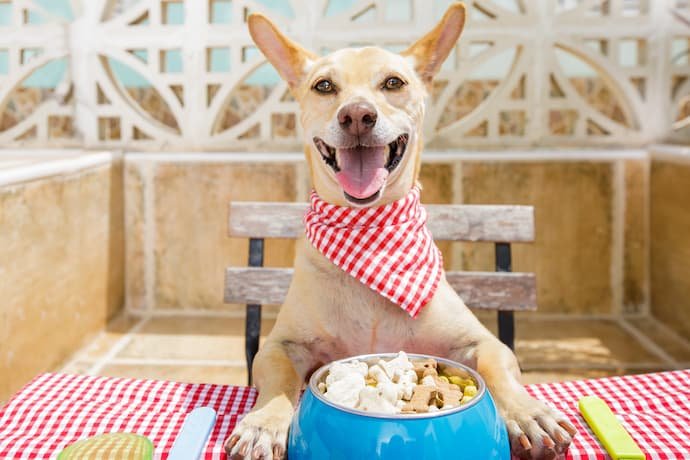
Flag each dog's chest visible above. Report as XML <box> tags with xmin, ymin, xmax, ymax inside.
<box><xmin>303</xmin><ymin>250</ymin><xmax>423</xmax><ymax>355</ymax></box>
<box><xmin>333</xmin><ymin>280</ymin><xmax>409</xmax><ymax>352</ymax></box>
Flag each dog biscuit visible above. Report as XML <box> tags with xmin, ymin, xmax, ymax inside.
<box><xmin>402</xmin><ymin>385</ymin><xmax>439</xmax><ymax>413</ymax></box>
<box><xmin>433</xmin><ymin>376</ymin><xmax>463</xmax><ymax>408</ymax></box>
<box><xmin>413</xmin><ymin>358</ymin><xmax>439</xmax><ymax>380</ymax></box>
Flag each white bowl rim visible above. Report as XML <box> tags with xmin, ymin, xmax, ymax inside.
<box><xmin>307</xmin><ymin>352</ymin><xmax>487</xmax><ymax>419</ymax></box>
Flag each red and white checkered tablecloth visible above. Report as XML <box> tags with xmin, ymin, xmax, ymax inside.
<box><xmin>525</xmin><ymin>369</ymin><xmax>690</xmax><ymax>460</ymax></box>
<box><xmin>0</xmin><ymin>370</ymin><xmax>689</xmax><ymax>459</ymax></box>
<box><xmin>0</xmin><ymin>373</ymin><xmax>256</xmax><ymax>459</ymax></box>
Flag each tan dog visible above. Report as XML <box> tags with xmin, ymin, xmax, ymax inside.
<box><xmin>226</xmin><ymin>3</ymin><xmax>576</xmax><ymax>459</ymax></box>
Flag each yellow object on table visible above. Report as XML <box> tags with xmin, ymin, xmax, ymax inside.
<box><xmin>578</xmin><ymin>396</ymin><xmax>645</xmax><ymax>460</ymax></box>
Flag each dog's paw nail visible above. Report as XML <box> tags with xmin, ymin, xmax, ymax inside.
<box><xmin>273</xmin><ymin>444</ymin><xmax>285</xmax><ymax>460</ymax></box>
<box><xmin>225</xmin><ymin>439</ymin><xmax>234</xmax><ymax>449</ymax></box>
<box><xmin>558</xmin><ymin>420</ymin><xmax>578</xmax><ymax>436</ymax></box>
<box><xmin>239</xmin><ymin>441</ymin><xmax>252</xmax><ymax>457</ymax></box>
<box><xmin>225</xmin><ymin>434</ymin><xmax>240</xmax><ymax>453</ymax></box>
<box><xmin>542</xmin><ymin>434</ymin><xmax>555</xmax><ymax>449</ymax></box>
<box><xmin>519</xmin><ymin>433</ymin><xmax>532</xmax><ymax>450</ymax></box>
<box><xmin>252</xmin><ymin>445</ymin><xmax>266</xmax><ymax>459</ymax></box>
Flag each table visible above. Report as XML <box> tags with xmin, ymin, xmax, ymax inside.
<box><xmin>1</xmin><ymin>370</ymin><xmax>689</xmax><ymax>459</ymax></box>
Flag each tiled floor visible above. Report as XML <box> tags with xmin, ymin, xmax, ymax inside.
<box><xmin>59</xmin><ymin>311</ymin><xmax>690</xmax><ymax>387</ymax></box>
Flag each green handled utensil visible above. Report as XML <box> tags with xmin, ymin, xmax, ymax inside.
<box><xmin>57</xmin><ymin>433</ymin><xmax>154</xmax><ymax>460</ymax></box>
<box><xmin>578</xmin><ymin>396</ymin><xmax>646</xmax><ymax>460</ymax></box>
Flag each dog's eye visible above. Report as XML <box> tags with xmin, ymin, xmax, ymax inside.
<box><xmin>314</xmin><ymin>79</ymin><xmax>335</xmax><ymax>94</ymax></box>
<box><xmin>383</xmin><ymin>77</ymin><xmax>405</xmax><ymax>90</ymax></box>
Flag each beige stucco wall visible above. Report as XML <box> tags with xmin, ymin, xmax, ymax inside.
<box><xmin>650</xmin><ymin>150</ymin><xmax>690</xmax><ymax>340</ymax></box>
<box><xmin>443</xmin><ymin>158</ymin><xmax>646</xmax><ymax>315</ymax></box>
<box><xmin>0</xmin><ymin>154</ymin><xmax>124</xmax><ymax>402</ymax></box>
<box><xmin>124</xmin><ymin>156</ymin><xmax>299</xmax><ymax>314</ymax></box>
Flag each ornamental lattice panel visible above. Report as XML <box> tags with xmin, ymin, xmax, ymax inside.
<box><xmin>0</xmin><ymin>0</ymin><xmax>688</xmax><ymax>150</ymax></box>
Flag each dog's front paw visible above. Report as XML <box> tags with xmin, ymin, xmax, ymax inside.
<box><xmin>225</xmin><ymin>407</ymin><xmax>292</xmax><ymax>460</ymax></box>
<box><xmin>503</xmin><ymin>395</ymin><xmax>577</xmax><ymax>460</ymax></box>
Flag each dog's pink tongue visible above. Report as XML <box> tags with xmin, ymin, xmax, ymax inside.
<box><xmin>335</xmin><ymin>146</ymin><xmax>389</xmax><ymax>199</ymax></box>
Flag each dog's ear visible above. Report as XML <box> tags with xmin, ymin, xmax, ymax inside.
<box><xmin>248</xmin><ymin>13</ymin><xmax>316</xmax><ymax>89</ymax></box>
<box><xmin>402</xmin><ymin>2</ymin><xmax>465</xmax><ymax>85</ymax></box>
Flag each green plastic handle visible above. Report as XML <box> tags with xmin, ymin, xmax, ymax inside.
<box><xmin>578</xmin><ymin>396</ymin><xmax>646</xmax><ymax>460</ymax></box>
<box><xmin>57</xmin><ymin>433</ymin><xmax>153</xmax><ymax>459</ymax></box>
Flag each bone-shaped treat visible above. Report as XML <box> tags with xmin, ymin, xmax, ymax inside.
<box><xmin>401</xmin><ymin>385</ymin><xmax>439</xmax><ymax>413</ymax></box>
<box><xmin>413</xmin><ymin>358</ymin><xmax>439</xmax><ymax>380</ymax></box>
<box><xmin>432</xmin><ymin>376</ymin><xmax>463</xmax><ymax>408</ymax></box>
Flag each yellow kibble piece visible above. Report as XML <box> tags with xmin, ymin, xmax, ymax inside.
<box><xmin>448</xmin><ymin>376</ymin><xmax>463</xmax><ymax>387</ymax></box>
<box><xmin>438</xmin><ymin>376</ymin><xmax>449</xmax><ymax>384</ymax></box>
<box><xmin>448</xmin><ymin>376</ymin><xmax>475</xmax><ymax>389</ymax></box>
<box><xmin>463</xmin><ymin>385</ymin><xmax>478</xmax><ymax>398</ymax></box>
<box><xmin>460</xmin><ymin>394</ymin><xmax>475</xmax><ymax>405</ymax></box>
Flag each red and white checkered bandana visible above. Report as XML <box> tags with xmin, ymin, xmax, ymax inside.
<box><xmin>304</xmin><ymin>187</ymin><xmax>442</xmax><ymax>318</ymax></box>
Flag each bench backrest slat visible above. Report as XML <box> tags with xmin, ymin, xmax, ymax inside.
<box><xmin>225</xmin><ymin>267</ymin><xmax>536</xmax><ymax>311</ymax></box>
<box><xmin>229</xmin><ymin>202</ymin><xmax>534</xmax><ymax>242</ymax></box>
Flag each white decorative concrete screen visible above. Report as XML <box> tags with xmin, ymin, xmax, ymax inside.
<box><xmin>0</xmin><ymin>0</ymin><xmax>689</xmax><ymax>150</ymax></box>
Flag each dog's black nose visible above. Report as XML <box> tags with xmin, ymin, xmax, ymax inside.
<box><xmin>338</xmin><ymin>102</ymin><xmax>378</xmax><ymax>136</ymax></box>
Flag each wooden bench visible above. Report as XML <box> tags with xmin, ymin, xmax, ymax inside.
<box><xmin>225</xmin><ymin>202</ymin><xmax>536</xmax><ymax>385</ymax></box>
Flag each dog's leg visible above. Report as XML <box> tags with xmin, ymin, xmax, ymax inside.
<box><xmin>447</xmin><ymin>327</ymin><xmax>577</xmax><ymax>459</ymax></box>
<box><xmin>225</xmin><ymin>339</ymin><xmax>309</xmax><ymax>460</ymax></box>
<box><xmin>421</xmin><ymin>282</ymin><xmax>577</xmax><ymax>460</ymax></box>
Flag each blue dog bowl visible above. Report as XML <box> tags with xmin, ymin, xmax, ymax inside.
<box><xmin>288</xmin><ymin>353</ymin><xmax>510</xmax><ymax>459</ymax></box>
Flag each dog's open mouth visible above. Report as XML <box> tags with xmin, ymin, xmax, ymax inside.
<box><xmin>313</xmin><ymin>134</ymin><xmax>409</xmax><ymax>205</ymax></box>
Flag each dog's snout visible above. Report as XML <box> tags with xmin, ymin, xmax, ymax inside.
<box><xmin>337</xmin><ymin>102</ymin><xmax>378</xmax><ymax>136</ymax></box>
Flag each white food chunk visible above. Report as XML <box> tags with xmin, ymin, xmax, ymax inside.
<box><xmin>326</xmin><ymin>361</ymin><xmax>368</xmax><ymax>386</ymax></box>
<box><xmin>376</xmin><ymin>380</ymin><xmax>400</xmax><ymax>405</ymax></box>
<box><xmin>368</xmin><ymin>365</ymin><xmax>392</xmax><ymax>384</ymax></box>
<box><xmin>323</xmin><ymin>372</ymin><xmax>365</xmax><ymax>408</ymax></box>
<box><xmin>357</xmin><ymin>386</ymin><xmax>398</xmax><ymax>414</ymax></box>
<box><xmin>396</xmin><ymin>369</ymin><xmax>418</xmax><ymax>400</ymax></box>
<box><xmin>379</xmin><ymin>351</ymin><xmax>415</xmax><ymax>382</ymax></box>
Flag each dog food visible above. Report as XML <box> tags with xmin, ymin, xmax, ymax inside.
<box><xmin>318</xmin><ymin>352</ymin><xmax>479</xmax><ymax>414</ymax></box>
